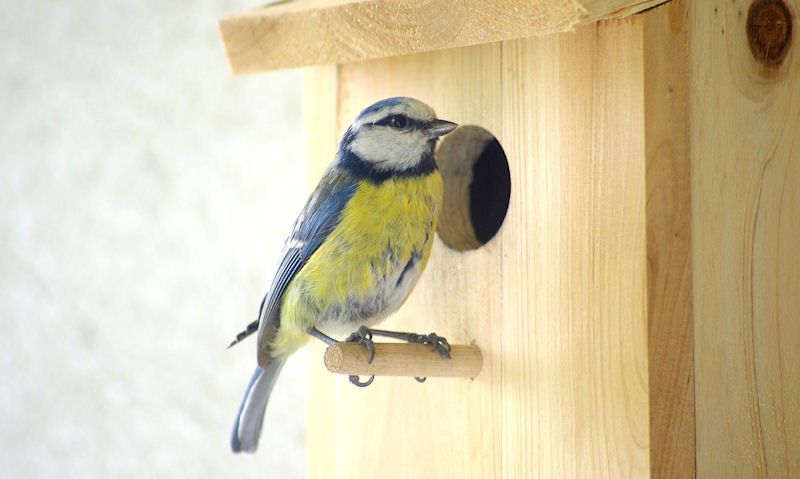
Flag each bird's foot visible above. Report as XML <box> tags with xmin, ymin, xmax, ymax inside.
<box><xmin>341</xmin><ymin>326</ymin><xmax>376</xmax><ymax>388</ymax></box>
<box><xmin>362</xmin><ymin>328</ymin><xmax>452</xmax><ymax>359</ymax></box>
<box><xmin>407</xmin><ymin>332</ymin><xmax>450</xmax><ymax>383</ymax></box>
<box><xmin>345</xmin><ymin>325</ymin><xmax>376</xmax><ymax>363</ymax></box>
<box><xmin>406</xmin><ymin>332</ymin><xmax>452</xmax><ymax>359</ymax></box>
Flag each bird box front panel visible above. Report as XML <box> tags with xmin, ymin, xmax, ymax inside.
<box><xmin>304</xmin><ymin>18</ymin><xmax>649</xmax><ymax>479</ymax></box>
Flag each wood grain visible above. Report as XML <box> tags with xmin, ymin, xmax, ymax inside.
<box><xmin>219</xmin><ymin>0</ymin><xmax>669</xmax><ymax>74</ymax></box>
<box><xmin>301</xmin><ymin>65</ymin><xmax>339</xmax><ymax>191</ymax></box>
<box><xmin>324</xmin><ymin>343</ymin><xmax>483</xmax><ymax>378</ymax></box>
<box><xmin>642</xmin><ymin>1</ymin><xmax>696</xmax><ymax>477</ymax></box>
<box><xmin>304</xmin><ymin>17</ymin><xmax>650</xmax><ymax>478</ymax></box>
<box><xmin>500</xmin><ymin>19</ymin><xmax>649</xmax><ymax>478</ymax></box>
<box><xmin>690</xmin><ymin>0</ymin><xmax>800</xmax><ymax>477</ymax></box>
<box><xmin>293</xmin><ymin>2</ymin><xmax>800</xmax><ymax>476</ymax></box>
<box><xmin>306</xmin><ymin>42</ymin><xmax>504</xmax><ymax>479</ymax></box>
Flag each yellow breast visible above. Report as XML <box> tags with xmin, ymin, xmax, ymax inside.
<box><xmin>270</xmin><ymin>172</ymin><xmax>443</xmax><ymax>358</ymax></box>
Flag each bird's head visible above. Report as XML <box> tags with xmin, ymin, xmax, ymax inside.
<box><xmin>338</xmin><ymin>97</ymin><xmax>457</xmax><ymax>175</ymax></box>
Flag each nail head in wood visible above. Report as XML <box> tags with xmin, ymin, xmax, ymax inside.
<box><xmin>324</xmin><ymin>343</ymin><xmax>483</xmax><ymax>379</ymax></box>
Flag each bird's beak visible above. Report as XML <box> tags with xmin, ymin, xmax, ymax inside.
<box><xmin>426</xmin><ymin>119</ymin><xmax>458</xmax><ymax>138</ymax></box>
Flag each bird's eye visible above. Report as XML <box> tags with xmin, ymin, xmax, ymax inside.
<box><xmin>387</xmin><ymin>114</ymin><xmax>409</xmax><ymax>129</ymax></box>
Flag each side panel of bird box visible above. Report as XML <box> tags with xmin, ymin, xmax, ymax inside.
<box><xmin>688</xmin><ymin>1</ymin><xmax>800</xmax><ymax>477</ymax></box>
<box><xmin>303</xmin><ymin>18</ymin><xmax>650</xmax><ymax>479</ymax></box>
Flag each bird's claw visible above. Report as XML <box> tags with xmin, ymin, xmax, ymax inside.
<box><xmin>345</xmin><ymin>326</ymin><xmax>376</xmax><ymax>364</ymax></box>
<box><xmin>349</xmin><ymin>375</ymin><xmax>375</xmax><ymax>387</ymax></box>
<box><xmin>410</xmin><ymin>332</ymin><xmax>452</xmax><ymax>359</ymax></box>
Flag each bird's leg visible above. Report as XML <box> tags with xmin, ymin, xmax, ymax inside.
<box><xmin>309</xmin><ymin>327</ymin><xmax>338</xmax><ymax>346</ymax></box>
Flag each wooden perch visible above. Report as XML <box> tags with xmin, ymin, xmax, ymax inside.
<box><xmin>219</xmin><ymin>0</ymin><xmax>670</xmax><ymax>74</ymax></box>
<box><xmin>324</xmin><ymin>343</ymin><xmax>482</xmax><ymax>379</ymax></box>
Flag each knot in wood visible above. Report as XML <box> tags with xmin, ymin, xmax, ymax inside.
<box><xmin>747</xmin><ymin>0</ymin><xmax>793</xmax><ymax>67</ymax></box>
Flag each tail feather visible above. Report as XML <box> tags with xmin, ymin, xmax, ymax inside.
<box><xmin>230</xmin><ymin>359</ymin><xmax>285</xmax><ymax>453</ymax></box>
<box><xmin>227</xmin><ymin>319</ymin><xmax>260</xmax><ymax>349</ymax></box>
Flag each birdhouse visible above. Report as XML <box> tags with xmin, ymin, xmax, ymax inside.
<box><xmin>218</xmin><ymin>0</ymin><xmax>799</xmax><ymax>477</ymax></box>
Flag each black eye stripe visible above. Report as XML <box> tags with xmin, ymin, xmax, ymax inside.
<box><xmin>371</xmin><ymin>114</ymin><xmax>426</xmax><ymax>130</ymax></box>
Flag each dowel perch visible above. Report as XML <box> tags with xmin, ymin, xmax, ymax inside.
<box><xmin>324</xmin><ymin>343</ymin><xmax>482</xmax><ymax>379</ymax></box>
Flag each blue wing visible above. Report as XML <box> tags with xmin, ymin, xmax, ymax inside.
<box><xmin>228</xmin><ymin>167</ymin><xmax>357</xmax><ymax>355</ymax></box>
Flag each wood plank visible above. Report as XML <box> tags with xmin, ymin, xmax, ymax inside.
<box><xmin>499</xmin><ymin>18</ymin><xmax>649</xmax><ymax>478</ymax></box>
<box><xmin>690</xmin><ymin>1</ymin><xmax>800</xmax><ymax>477</ymax></box>
<box><xmin>219</xmin><ymin>0</ymin><xmax>669</xmax><ymax>74</ymax></box>
<box><xmin>642</xmin><ymin>1</ymin><xmax>696</xmax><ymax>477</ymax></box>
<box><xmin>304</xmin><ymin>17</ymin><xmax>649</xmax><ymax>479</ymax></box>
<box><xmin>305</xmin><ymin>42</ymin><xmax>505</xmax><ymax>479</ymax></box>
<box><xmin>301</xmin><ymin>64</ymin><xmax>339</xmax><ymax>189</ymax></box>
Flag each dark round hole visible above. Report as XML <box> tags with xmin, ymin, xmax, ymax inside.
<box><xmin>435</xmin><ymin>125</ymin><xmax>511</xmax><ymax>251</ymax></box>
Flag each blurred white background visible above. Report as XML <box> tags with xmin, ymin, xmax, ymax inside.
<box><xmin>0</xmin><ymin>1</ymin><xmax>310</xmax><ymax>478</ymax></box>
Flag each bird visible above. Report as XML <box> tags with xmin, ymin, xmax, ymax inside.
<box><xmin>228</xmin><ymin>97</ymin><xmax>458</xmax><ymax>453</ymax></box>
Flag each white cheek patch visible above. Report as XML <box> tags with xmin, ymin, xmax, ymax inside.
<box><xmin>349</xmin><ymin>128</ymin><xmax>428</xmax><ymax>171</ymax></box>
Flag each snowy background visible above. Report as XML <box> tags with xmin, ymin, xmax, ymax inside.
<box><xmin>0</xmin><ymin>1</ymin><xmax>309</xmax><ymax>477</ymax></box>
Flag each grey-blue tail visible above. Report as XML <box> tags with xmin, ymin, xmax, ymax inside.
<box><xmin>230</xmin><ymin>359</ymin><xmax>285</xmax><ymax>453</ymax></box>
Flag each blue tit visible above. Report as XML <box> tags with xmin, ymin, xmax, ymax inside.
<box><xmin>228</xmin><ymin>97</ymin><xmax>458</xmax><ymax>453</ymax></box>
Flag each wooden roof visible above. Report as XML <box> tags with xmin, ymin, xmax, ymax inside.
<box><xmin>219</xmin><ymin>0</ymin><xmax>669</xmax><ymax>74</ymax></box>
